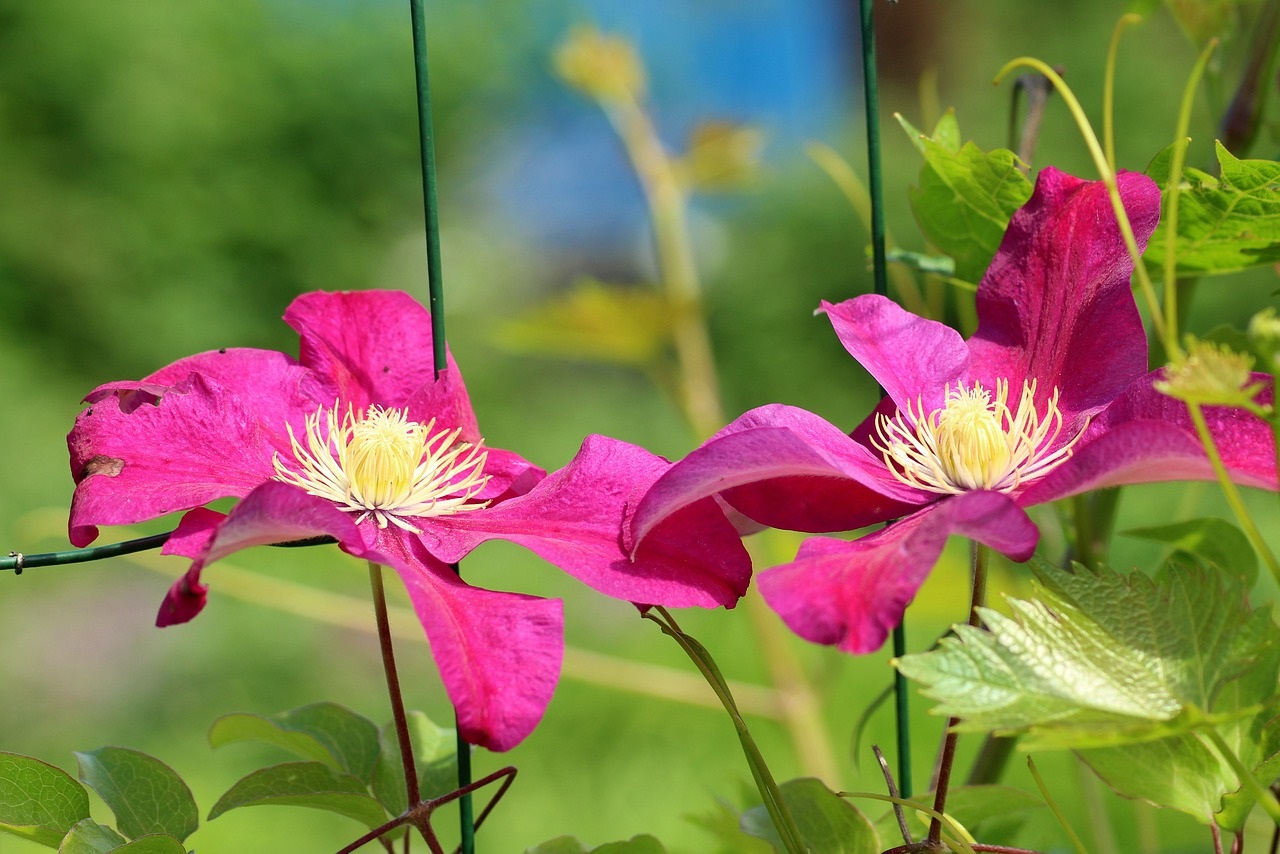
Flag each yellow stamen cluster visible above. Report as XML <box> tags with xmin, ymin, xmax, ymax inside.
<box><xmin>872</xmin><ymin>379</ymin><xmax>1083</xmax><ymax>494</ymax></box>
<box><xmin>273</xmin><ymin>403</ymin><xmax>491</xmax><ymax>532</ymax></box>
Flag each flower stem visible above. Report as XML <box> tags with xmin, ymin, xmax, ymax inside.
<box><xmin>371</xmin><ymin>560</ymin><xmax>430</xmax><ymax>850</ymax></box>
<box><xmin>1102</xmin><ymin>15</ymin><xmax>1143</xmax><ymax>173</ymax></box>
<box><xmin>368</xmin><ymin>563</ymin><xmax>424</xmax><ymax>829</ymax></box>
<box><xmin>927</xmin><ymin>542</ymin><xmax>989</xmax><ymax>846</ymax></box>
<box><xmin>0</xmin><ymin>532</ymin><xmax>172</xmax><ymax>574</ymax></box>
<box><xmin>1185</xmin><ymin>402</ymin><xmax>1280</xmax><ymax>585</ymax></box>
<box><xmin>643</xmin><ymin>607</ymin><xmax>807</xmax><ymax>854</ymax></box>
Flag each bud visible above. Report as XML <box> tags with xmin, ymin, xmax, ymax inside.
<box><xmin>1247</xmin><ymin>307</ymin><xmax>1280</xmax><ymax>373</ymax></box>
<box><xmin>553</xmin><ymin>26</ymin><xmax>646</xmax><ymax>103</ymax></box>
<box><xmin>678</xmin><ymin>121</ymin><xmax>765</xmax><ymax>191</ymax></box>
<box><xmin>1155</xmin><ymin>336</ymin><xmax>1265</xmax><ymax>409</ymax></box>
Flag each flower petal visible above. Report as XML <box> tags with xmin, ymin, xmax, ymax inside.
<box><xmin>1019</xmin><ymin>371</ymin><xmax>1277</xmax><ymax>504</ymax></box>
<box><xmin>374</xmin><ymin>531</ymin><xmax>563</xmax><ymax>752</ymax></box>
<box><xmin>285</xmin><ymin>290</ymin><xmax>474</xmax><ymax>418</ymax></box>
<box><xmin>68</xmin><ymin>371</ymin><xmax>298</xmax><ymax>547</ymax></box>
<box><xmin>968</xmin><ymin>168</ymin><xmax>1161</xmax><ymax>422</ymax></box>
<box><xmin>821</xmin><ymin>295</ymin><xmax>970</xmax><ymax>414</ymax></box>
<box><xmin>630</xmin><ymin>404</ymin><xmax>927</xmax><ymax>547</ymax></box>
<box><xmin>154</xmin><ymin>482</ymin><xmax>368</xmax><ymax>626</ymax></box>
<box><xmin>758</xmin><ymin>491</ymin><xmax>1038</xmax><ymax>653</ymax></box>
<box><xmin>421</xmin><ymin>435</ymin><xmax>753</xmax><ymax>609</ymax></box>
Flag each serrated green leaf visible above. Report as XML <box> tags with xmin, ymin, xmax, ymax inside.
<box><xmin>497</xmin><ymin>279</ymin><xmax>672</xmax><ymax>367</ymax></box>
<box><xmin>73</xmin><ymin>748</ymin><xmax>197</xmax><ymax>843</ymax></box>
<box><xmin>371</xmin><ymin>711</ymin><xmax>458</xmax><ymax>818</ymax></box>
<box><xmin>523</xmin><ymin>835</ymin><xmax>666</xmax><ymax>854</ymax></box>
<box><xmin>211</xmin><ymin>702</ymin><xmax>380</xmax><ymax>783</ymax></box>
<box><xmin>895</xmin><ymin>561</ymin><xmax>1278</xmax><ymax>749</ymax></box>
<box><xmin>1145</xmin><ymin>141</ymin><xmax>1280</xmax><ymax>276</ymax></box>
<box><xmin>57</xmin><ymin>818</ymin><xmax>126</xmax><ymax>854</ymax></box>
<box><xmin>0</xmin><ymin>752</ymin><xmax>91</xmax><ymax>847</ymax></box>
<box><xmin>1078</xmin><ymin>734</ymin><xmax>1230</xmax><ymax>823</ymax></box>
<box><xmin>1123</xmin><ymin>517</ymin><xmax>1258</xmax><ymax>587</ymax></box>
<box><xmin>906</xmin><ymin>139</ymin><xmax>1032</xmax><ymax>283</ymax></box>
<box><xmin>741</xmin><ymin>778</ymin><xmax>877</xmax><ymax>854</ymax></box>
<box><xmin>208</xmin><ymin>761</ymin><xmax>387</xmax><ymax>829</ymax></box>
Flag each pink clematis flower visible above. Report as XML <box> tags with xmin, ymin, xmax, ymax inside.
<box><xmin>630</xmin><ymin>168</ymin><xmax>1276</xmax><ymax>654</ymax></box>
<box><xmin>68</xmin><ymin>289</ymin><xmax>750</xmax><ymax>750</ymax></box>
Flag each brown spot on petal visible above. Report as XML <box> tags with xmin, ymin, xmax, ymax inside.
<box><xmin>81</xmin><ymin>455</ymin><xmax>124</xmax><ymax>479</ymax></box>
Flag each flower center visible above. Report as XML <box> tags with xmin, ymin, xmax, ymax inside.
<box><xmin>273</xmin><ymin>403</ymin><xmax>491</xmax><ymax>532</ymax></box>
<box><xmin>871</xmin><ymin>379</ymin><xmax>1082</xmax><ymax>494</ymax></box>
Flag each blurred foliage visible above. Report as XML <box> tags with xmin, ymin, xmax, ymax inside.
<box><xmin>1</xmin><ymin>0</ymin><xmax>1278</xmax><ymax>851</ymax></box>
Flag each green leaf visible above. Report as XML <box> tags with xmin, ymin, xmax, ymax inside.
<box><xmin>895</xmin><ymin>561</ymin><xmax>1278</xmax><ymax>749</ymax></box>
<box><xmin>210</xmin><ymin>702</ymin><xmax>381</xmax><ymax>782</ymax></box>
<box><xmin>1123</xmin><ymin>517</ymin><xmax>1258</xmax><ymax>587</ymax></box>
<box><xmin>59</xmin><ymin>821</ymin><xmax>186</xmax><ymax>854</ymax></box>
<box><xmin>497</xmin><ymin>279</ymin><xmax>673</xmax><ymax>367</ymax></box>
<box><xmin>371</xmin><ymin>711</ymin><xmax>458</xmax><ymax>818</ymax></box>
<box><xmin>57</xmin><ymin>819</ymin><xmax>126</xmax><ymax>854</ymax></box>
<box><xmin>110</xmin><ymin>836</ymin><xmax>188</xmax><ymax>854</ymax></box>
<box><xmin>686</xmin><ymin>794</ymin><xmax>773</xmax><ymax>854</ymax></box>
<box><xmin>899</xmin><ymin>115</ymin><xmax>1032</xmax><ymax>284</ymax></box>
<box><xmin>896</xmin><ymin>109</ymin><xmax>961</xmax><ymax>155</ymax></box>
<box><xmin>523</xmin><ymin>836</ymin><xmax>667</xmax><ymax>854</ymax></box>
<box><xmin>207</xmin><ymin>761</ymin><xmax>388</xmax><ymax>829</ymax></box>
<box><xmin>740</xmin><ymin>778</ymin><xmax>878</xmax><ymax>854</ymax></box>
<box><xmin>0</xmin><ymin>752</ymin><xmax>91</xmax><ymax>847</ymax></box>
<box><xmin>73</xmin><ymin>748</ymin><xmax>197</xmax><ymax>843</ymax></box>
<box><xmin>1144</xmin><ymin>142</ymin><xmax>1280</xmax><ymax>277</ymax></box>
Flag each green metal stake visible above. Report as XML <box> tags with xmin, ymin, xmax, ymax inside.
<box><xmin>408</xmin><ymin>2</ymin><xmax>475</xmax><ymax>851</ymax></box>
<box><xmin>409</xmin><ymin>0</ymin><xmax>448</xmax><ymax>380</ymax></box>
<box><xmin>858</xmin><ymin>0</ymin><xmax>912</xmax><ymax>800</ymax></box>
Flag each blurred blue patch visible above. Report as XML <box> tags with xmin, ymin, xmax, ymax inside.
<box><xmin>487</xmin><ymin>0</ymin><xmax>854</xmax><ymax>254</ymax></box>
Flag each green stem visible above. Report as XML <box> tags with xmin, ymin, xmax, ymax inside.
<box><xmin>644</xmin><ymin>607</ymin><xmax>807</xmax><ymax>854</ymax></box>
<box><xmin>408</xmin><ymin>0</ymin><xmax>447</xmax><ymax>379</ymax></box>
<box><xmin>993</xmin><ymin>58</ymin><xmax>1176</xmax><ymax>360</ymax></box>
<box><xmin>1201</xmin><ymin>728</ymin><xmax>1280</xmax><ymax>825</ymax></box>
<box><xmin>893</xmin><ymin>622</ymin><xmax>912</xmax><ymax>799</ymax></box>
<box><xmin>1</xmin><ymin>532</ymin><xmax>172</xmax><ymax>573</ymax></box>
<box><xmin>1102</xmin><ymin>15</ymin><xmax>1143</xmax><ymax>173</ymax></box>
<box><xmin>1186</xmin><ymin>402</ymin><xmax>1280</xmax><ymax>585</ymax></box>
<box><xmin>1026</xmin><ymin>758</ymin><xmax>1089</xmax><ymax>854</ymax></box>
<box><xmin>1162</xmin><ymin>39</ymin><xmax>1218</xmax><ymax>340</ymax></box>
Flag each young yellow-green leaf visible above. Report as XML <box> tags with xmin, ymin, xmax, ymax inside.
<box><xmin>496</xmin><ymin>279</ymin><xmax>672</xmax><ymax>367</ymax></box>
<box><xmin>0</xmin><ymin>753</ymin><xmax>90</xmax><ymax>847</ymax></box>
<box><xmin>896</xmin><ymin>109</ymin><xmax>961</xmax><ymax>155</ymax></box>
<box><xmin>207</xmin><ymin>761</ymin><xmax>387</xmax><ymax>829</ymax></box>
<box><xmin>524</xmin><ymin>835</ymin><xmax>667</xmax><ymax>854</ymax></box>
<box><xmin>73</xmin><ymin>748</ymin><xmax>197</xmax><ymax>843</ymax></box>
<box><xmin>895</xmin><ymin>561</ymin><xmax>1277</xmax><ymax>749</ymax></box>
<box><xmin>210</xmin><ymin>702</ymin><xmax>380</xmax><ymax>783</ymax></box>
<box><xmin>1123</xmin><ymin>517</ymin><xmax>1258</xmax><ymax>587</ymax></box>
<box><xmin>1144</xmin><ymin>142</ymin><xmax>1280</xmax><ymax>277</ymax></box>
<box><xmin>370</xmin><ymin>711</ymin><xmax>458</xmax><ymax>818</ymax></box>
<box><xmin>740</xmin><ymin>778</ymin><xmax>878</xmax><ymax>854</ymax></box>
<box><xmin>903</xmin><ymin>135</ymin><xmax>1032</xmax><ymax>284</ymax></box>
<box><xmin>57</xmin><ymin>818</ymin><xmax>126</xmax><ymax>854</ymax></box>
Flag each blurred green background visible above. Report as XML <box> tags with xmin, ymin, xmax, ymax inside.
<box><xmin>1</xmin><ymin>0</ymin><xmax>1277</xmax><ymax>851</ymax></box>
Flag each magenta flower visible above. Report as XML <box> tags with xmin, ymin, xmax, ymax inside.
<box><xmin>68</xmin><ymin>289</ymin><xmax>750</xmax><ymax>750</ymax></box>
<box><xmin>629</xmin><ymin>168</ymin><xmax>1276</xmax><ymax>654</ymax></box>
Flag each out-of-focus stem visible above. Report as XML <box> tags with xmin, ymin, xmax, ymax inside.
<box><xmin>602</xmin><ymin>96</ymin><xmax>724</xmax><ymax>439</ymax></box>
<box><xmin>602</xmin><ymin>88</ymin><xmax>837</xmax><ymax>780</ymax></box>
